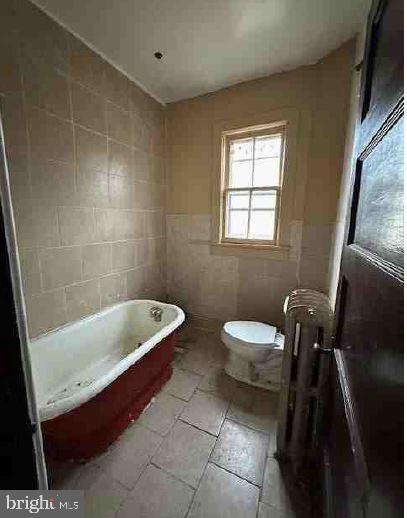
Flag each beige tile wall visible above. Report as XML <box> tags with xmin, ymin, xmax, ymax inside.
<box><xmin>166</xmin><ymin>215</ymin><xmax>332</xmax><ymax>327</ymax></box>
<box><xmin>0</xmin><ymin>0</ymin><xmax>166</xmax><ymax>338</ymax></box>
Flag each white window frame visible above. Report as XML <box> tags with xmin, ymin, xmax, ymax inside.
<box><xmin>211</xmin><ymin>107</ymin><xmax>308</xmax><ymax>261</ymax></box>
<box><xmin>221</xmin><ymin>125</ymin><xmax>286</xmax><ymax>246</ymax></box>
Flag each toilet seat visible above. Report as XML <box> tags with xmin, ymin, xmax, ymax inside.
<box><xmin>222</xmin><ymin>321</ymin><xmax>277</xmax><ymax>349</ymax></box>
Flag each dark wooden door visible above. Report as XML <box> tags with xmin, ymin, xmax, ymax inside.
<box><xmin>324</xmin><ymin>0</ymin><xmax>403</xmax><ymax>517</ymax></box>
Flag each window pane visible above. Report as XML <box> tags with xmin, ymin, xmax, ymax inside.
<box><xmin>229</xmin><ymin>160</ymin><xmax>252</xmax><ymax>187</ymax></box>
<box><xmin>227</xmin><ymin>210</ymin><xmax>248</xmax><ymax>238</ymax></box>
<box><xmin>230</xmin><ymin>138</ymin><xmax>253</xmax><ymax>161</ymax></box>
<box><xmin>255</xmin><ymin>135</ymin><xmax>282</xmax><ymax>158</ymax></box>
<box><xmin>253</xmin><ymin>157</ymin><xmax>280</xmax><ymax>186</ymax></box>
<box><xmin>251</xmin><ymin>190</ymin><xmax>277</xmax><ymax>209</ymax></box>
<box><xmin>228</xmin><ymin>191</ymin><xmax>250</xmax><ymax>209</ymax></box>
<box><xmin>249</xmin><ymin>210</ymin><xmax>275</xmax><ymax>240</ymax></box>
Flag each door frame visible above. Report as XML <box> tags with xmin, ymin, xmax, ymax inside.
<box><xmin>0</xmin><ymin>98</ymin><xmax>48</xmax><ymax>489</ymax></box>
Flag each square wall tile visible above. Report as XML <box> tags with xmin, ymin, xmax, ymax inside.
<box><xmin>134</xmin><ymin>239</ymin><xmax>149</xmax><ymax>266</ymax></box>
<box><xmin>23</xmin><ymin>58</ymin><xmax>70</xmax><ymax>119</ymax></box>
<box><xmin>31</xmin><ymin>158</ymin><xmax>76</xmax><ymax>207</ymax></box>
<box><xmin>103</xmin><ymin>63</ymin><xmax>129</xmax><ymax>110</ymax></box>
<box><xmin>65</xmin><ymin>279</ymin><xmax>100</xmax><ymax>321</ymax></box>
<box><xmin>2</xmin><ymin>93</ymin><xmax>28</xmax><ymax>154</ymax></box>
<box><xmin>108</xmin><ymin>140</ymin><xmax>131</xmax><ymax>176</ymax></box>
<box><xmin>15</xmin><ymin>203</ymin><xmax>60</xmax><ymax>249</ymax></box>
<box><xmin>58</xmin><ymin>207</ymin><xmax>97</xmax><ymax>245</ymax></box>
<box><xmin>100</xmin><ymin>272</ymin><xmax>127</xmax><ymax>308</ymax></box>
<box><xmin>28</xmin><ymin>106</ymin><xmax>74</xmax><ymax>163</ymax></box>
<box><xmin>95</xmin><ymin>209</ymin><xmax>117</xmax><ymax>242</ymax></box>
<box><xmin>16</xmin><ymin>0</ymin><xmax>69</xmax><ymax>73</ymax></box>
<box><xmin>132</xmin><ymin>112</ymin><xmax>150</xmax><ymax>151</ymax></box>
<box><xmin>109</xmin><ymin>174</ymin><xmax>134</xmax><ymax>209</ymax></box>
<box><xmin>69</xmin><ymin>36</ymin><xmax>104</xmax><ymax>94</ymax></box>
<box><xmin>126</xmin><ymin>266</ymin><xmax>146</xmax><ymax>298</ymax></box>
<box><xmin>26</xmin><ymin>289</ymin><xmax>67</xmax><ymax>338</ymax></box>
<box><xmin>75</xmin><ymin>126</ymin><xmax>107</xmax><ymax>173</ymax></box>
<box><xmin>81</xmin><ymin>243</ymin><xmax>111</xmax><ymax>281</ymax></box>
<box><xmin>76</xmin><ymin>167</ymin><xmax>109</xmax><ymax>208</ymax></box>
<box><xmin>106</xmin><ymin>102</ymin><xmax>131</xmax><ymax>145</ymax></box>
<box><xmin>132</xmin><ymin>147</ymin><xmax>150</xmax><ymax>181</ymax></box>
<box><xmin>112</xmin><ymin>241</ymin><xmax>135</xmax><ymax>272</ymax></box>
<box><xmin>72</xmin><ymin>81</ymin><xmax>106</xmax><ymax>134</ymax></box>
<box><xmin>39</xmin><ymin>246</ymin><xmax>82</xmax><ymax>290</ymax></box>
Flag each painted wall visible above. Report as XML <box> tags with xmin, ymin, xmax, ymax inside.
<box><xmin>166</xmin><ymin>41</ymin><xmax>355</xmax><ymax>327</ymax></box>
<box><xmin>0</xmin><ymin>0</ymin><xmax>166</xmax><ymax>338</ymax></box>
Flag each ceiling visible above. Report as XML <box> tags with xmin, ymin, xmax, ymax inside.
<box><xmin>32</xmin><ymin>0</ymin><xmax>370</xmax><ymax>104</ymax></box>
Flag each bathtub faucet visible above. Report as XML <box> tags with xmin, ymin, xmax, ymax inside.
<box><xmin>150</xmin><ymin>306</ymin><xmax>163</xmax><ymax>322</ymax></box>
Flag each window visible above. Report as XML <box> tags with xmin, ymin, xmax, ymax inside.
<box><xmin>221</xmin><ymin>125</ymin><xmax>285</xmax><ymax>245</ymax></box>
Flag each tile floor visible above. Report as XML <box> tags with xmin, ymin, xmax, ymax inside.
<box><xmin>48</xmin><ymin>325</ymin><xmax>311</xmax><ymax>518</ymax></box>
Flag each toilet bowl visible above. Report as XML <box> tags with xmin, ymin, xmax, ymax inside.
<box><xmin>221</xmin><ymin>321</ymin><xmax>284</xmax><ymax>391</ymax></box>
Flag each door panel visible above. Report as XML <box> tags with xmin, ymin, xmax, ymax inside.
<box><xmin>352</xmin><ymin>116</ymin><xmax>403</xmax><ymax>267</ymax></box>
<box><xmin>324</xmin><ymin>0</ymin><xmax>403</xmax><ymax>516</ymax></box>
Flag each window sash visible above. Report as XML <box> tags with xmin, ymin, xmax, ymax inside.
<box><xmin>221</xmin><ymin>126</ymin><xmax>285</xmax><ymax>245</ymax></box>
<box><xmin>222</xmin><ymin>186</ymin><xmax>280</xmax><ymax>243</ymax></box>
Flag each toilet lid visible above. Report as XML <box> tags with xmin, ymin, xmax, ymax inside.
<box><xmin>223</xmin><ymin>321</ymin><xmax>277</xmax><ymax>346</ymax></box>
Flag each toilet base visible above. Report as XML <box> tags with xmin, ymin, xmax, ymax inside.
<box><xmin>225</xmin><ymin>351</ymin><xmax>281</xmax><ymax>392</ymax></box>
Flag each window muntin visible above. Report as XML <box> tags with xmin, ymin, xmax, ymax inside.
<box><xmin>222</xmin><ymin>128</ymin><xmax>285</xmax><ymax>244</ymax></box>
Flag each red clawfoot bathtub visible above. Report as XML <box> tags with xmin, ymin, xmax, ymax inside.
<box><xmin>29</xmin><ymin>300</ymin><xmax>185</xmax><ymax>462</ymax></box>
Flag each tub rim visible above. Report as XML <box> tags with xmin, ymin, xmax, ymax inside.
<box><xmin>30</xmin><ymin>299</ymin><xmax>185</xmax><ymax>422</ymax></box>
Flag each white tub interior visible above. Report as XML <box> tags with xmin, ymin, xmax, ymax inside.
<box><xmin>29</xmin><ymin>300</ymin><xmax>185</xmax><ymax>421</ymax></box>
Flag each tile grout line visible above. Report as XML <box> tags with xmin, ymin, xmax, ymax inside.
<box><xmin>149</xmin><ymin>461</ymin><xmax>197</xmax><ymax>492</ymax></box>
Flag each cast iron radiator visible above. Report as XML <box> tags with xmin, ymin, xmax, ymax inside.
<box><xmin>276</xmin><ymin>289</ymin><xmax>333</xmax><ymax>471</ymax></box>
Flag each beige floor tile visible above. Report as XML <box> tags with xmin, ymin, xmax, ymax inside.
<box><xmin>152</xmin><ymin>420</ymin><xmax>216</xmax><ymax>488</ymax></box>
<box><xmin>163</xmin><ymin>367</ymin><xmax>202</xmax><ymax>401</ymax></box>
<box><xmin>261</xmin><ymin>459</ymin><xmax>294</xmax><ymax>513</ymax></box>
<box><xmin>85</xmin><ymin>471</ymin><xmax>128</xmax><ymax>518</ymax></box>
<box><xmin>187</xmin><ymin>463</ymin><xmax>259</xmax><ymax>518</ymax></box>
<box><xmin>180</xmin><ymin>390</ymin><xmax>229</xmax><ymax>436</ymax></box>
<box><xmin>210</xmin><ymin>419</ymin><xmax>268</xmax><ymax>485</ymax></box>
<box><xmin>196</xmin><ymin>334</ymin><xmax>228</xmax><ymax>365</ymax></box>
<box><xmin>179</xmin><ymin>333</ymin><xmax>227</xmax><ymax>376</ymax></box>
<box><xmin>95</xmin><ymin>424</ymin><xmax>163</xmax><ymax>489</ymax></box>
<box><xmin>227</xmin><ymin>385</ymin><xmax>278</xmax><ymax>433</ymax></box>
<box><xmin>70</xmin><ymin>463</ymin><xmax>105</xmax><ymax>491</ymax></box>
<box><xmin>257</xmin><ymin>502</ymin><xmax>294</xmax><ymax>518</ymax></box>
<box><xmin>198</xmin><ymin>365</ymin><xmax>239</xmax><ymax>401</ymax></box>
<box><xmin>138</xmin><ymin>392</ymin><xmax>185</xmax><ymax>436</ymax></box>
<box><xmin>117</xmin><ymin>464</ymin><xmax>194</xmax><ymax>518</ymax></box>
<box><xmin>267</xmin><ymin>419</ymin><xmax>278</xmax><ymax>457</ymax></box>
<box><xmin>179</xmin><ymin>347</ymin><xmax>215</xmax><ymax>376</ymax></box>
<box><xmin>47</xmin><ymin>458</ymin><xmax>83</xmax><ymax>489</ymax></box>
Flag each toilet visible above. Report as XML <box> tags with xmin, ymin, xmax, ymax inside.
<box><xmin>221</xmin><ymin>321</ymin><xmax>285</xmax><ymax>392</ymax></box>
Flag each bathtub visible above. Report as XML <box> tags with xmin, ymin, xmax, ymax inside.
<box><xmin>29</xmin><ymin>300</ymin><xmax>185</xmax><ymax>461</ymax></box>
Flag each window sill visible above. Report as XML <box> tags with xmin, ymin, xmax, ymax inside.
<box><xmin>211</xmin><ymin>241</ymin><xmax>291</xmax><ymax>261</ymax></box>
